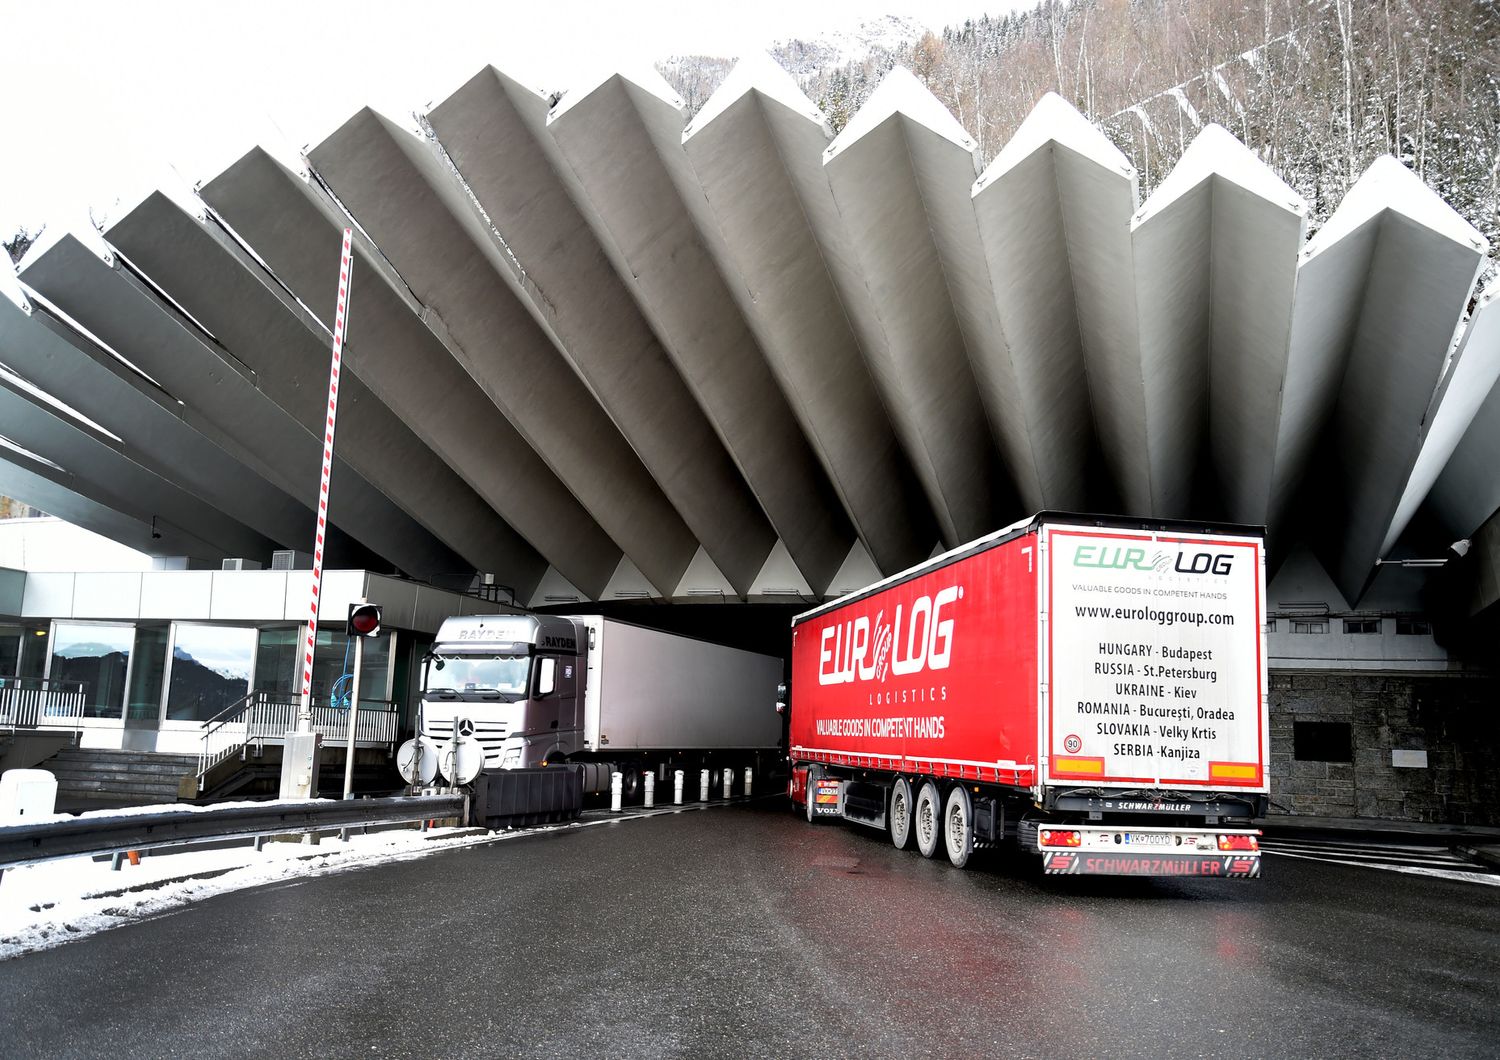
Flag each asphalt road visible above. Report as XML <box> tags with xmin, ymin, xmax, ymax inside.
<box><xmin>1</xmin><ymin>799</ymin><xmax>1497</xmax><ymax>1059</ymax></box>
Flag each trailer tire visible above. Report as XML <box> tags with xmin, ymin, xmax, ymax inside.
<box><xmin>943</xmin><ymin>786</ymin><xmax>974</xmax><ymax>868</ymax></box>
<box><xmin>889</xmin><ymin>777</ymin><xmax>914</xmax><ymax>850</ymax></box>
<box><xmin>914</xmin><ymin>780</ymin><xmax>943</xmax><ymax>859</ymax></box>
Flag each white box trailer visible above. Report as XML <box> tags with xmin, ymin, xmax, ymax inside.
<box><xmin>580</xmin><ymin>617</ymin><xmax>783</xmax><ymax>753</ymax></box>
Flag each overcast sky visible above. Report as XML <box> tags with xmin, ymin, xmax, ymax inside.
<box><xmin>0</xmin><ymin>0</ymin><xmax>1030</xmax><ymax>238</ymax></box>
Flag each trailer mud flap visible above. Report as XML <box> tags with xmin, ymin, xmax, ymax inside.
<box><xmin>811</xmin><ymin>777</ymin><xmax>842</xmax><ymax>817</ymax></box>
<box><xmin>472</xmin><ymin>767</ymin><xmax>584</xmax><ymax>829</ymax></box>
<box><xmin>1043</xmin><ymin>851</ymin><xmax>1261</xmax><ymax>878</ymax></box>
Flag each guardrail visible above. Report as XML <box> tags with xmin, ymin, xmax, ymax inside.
<box><xmin>0</xmin><ymin>794</ymin><xmax>467</xmax><ymax>873</ymax></box>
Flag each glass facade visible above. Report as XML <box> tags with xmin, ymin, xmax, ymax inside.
<box><xmin>20</xmin><ymin>625</ymin><xmax>47</xmax><ymax>680</ymax></box>
<box><xmin>253</xmin><ymin>627</ymin><xmax>299</xmax><ymax>696</ymax></box>
<box><xmin>166</xmin><ymin>624</ymin><xmax>256</xmax><ymax>722</ymax></box>
<box><xmin>126</xmin><ymin>625</ymin><xmax>169</xmax><ymax>722</ymax></box>
<box><xmin>311</xmin><ymin>629</ymin><xmax>392</xmax><ymax>709</ymax></box>
<box><xmin>0</xmin><ymin>624</ymin><xmax>19</xmax><ymax>675</ymax></box>
<box><xmin>28</xmin><ymin>617</ymin><xmax>406</xmax><ymax>728</ymax></box>
<box><xmin>49</xmin><ymin>622</ymin><xmax>132</xmax><ymax>719</ymax></box>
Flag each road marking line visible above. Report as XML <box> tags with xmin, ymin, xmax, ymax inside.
<box><xmin>1264</xmin><ymin>849</ymin><xmax>1500</xmax><ymax>886</ymax></box>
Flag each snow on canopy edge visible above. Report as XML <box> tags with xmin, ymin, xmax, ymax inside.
<box><xmin>825</xmin><ymin>66</ymin><xmax>976</xmax><ymax>163</ymax></box>
<box><xmin>684</xmin><ymin>52</ymin><xmax>829</xmax><ymax>143</ymax></box>
<box><xmin>1132</xmin><ymin>123</ymin><xmax>1304</xmax><ymax>228</ymax></box>
<box><xmin>547</xmin><ymin>61</ymin><xmax>684</xmax><ymax>126</ymax></box>
<box><xmin>1306</xmin><ymin>155</ymin><xmax>1488</xmax><ymax>262</ymax></box>
<box><xmin>15</xmin><ymin>215</ymin><xmax>113</xmax><ymax>274</ymax></box>
<box><xmin>974</xmin><ymin>92</ymin><xmax>1133</xmax><ymax>194</ymax></box>
<box><xmin>0</xmin><ymin>256</ymin><xmax>28</xmax><ymax>313</ymax></box>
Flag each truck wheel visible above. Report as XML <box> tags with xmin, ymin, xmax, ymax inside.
<box><xmin>943</xmin><ymin>786</ymin><xmax>974</xmax><ymax>868</ymax></box>
<box><xmin>889</xmin><ymin>777</ymin><xmax>913</xmax><ymax>850</ymax></box>
<box><xmin>914</xmin><ymin>780</ymin><xmax>943</xmax><ymax>859</ymax></box>
<box><xmin>804</xmin><ymin>766</ymin><xmax>819</xmax><ymax>824</ymax></box>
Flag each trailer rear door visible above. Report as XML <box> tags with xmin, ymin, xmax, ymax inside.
<box><xmin>1041</xmin><ymin>524</ymin><xmax>1268</xmax><ymax>792</ymax></box>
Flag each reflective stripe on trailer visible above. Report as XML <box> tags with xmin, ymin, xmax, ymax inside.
<box><xmin>1044</xmin><ymin>851</ymin><xmax>1261</xmax><ymax>877</ymax></box>
<box><xmin>792</xmin><ymin>746</ymin><xmax>1035</xmax><ymax>786</ymax></box>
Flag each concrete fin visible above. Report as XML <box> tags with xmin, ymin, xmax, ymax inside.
<box><xmin>602</xmin><ymin>555</ymin><xmax>664</xmax><ymax>600</ymax></box>
<box><xmin>827</xmin><ymin>540</ymin><xmax>884</xmax><ymax>599</ymax></box>
<box><xmin>749</xmin><ymin>540</ymin><xmax>814</xmax><ymax>598</ymax></box>
<box><xmin>684</xmin><ymin>52</ymin><xmax>829</xmax><ymax>141</ymax></box>
<box><xmin>1133</xmin><ymin>124</ymin><xmax>1305</xmax><ymax>227</ymax></box>
<box><xmin>673</xmin><ymin>546</ymin><xmax>736</xmax><ymax>599</ymax></box>
<box><xmin>976</xmin><ymin>92</ymin><xmax>1133</xmax><ymax>191</ymax></box>
<box><xmin>528</xmin><ymin>565</ymin><xmax>590</xmax><ymax>608</ymax></box>
<box><xmin>1307</xmin><ymin>156</ymin><xmax>1488</xmax><ymax>262</ymax></box>
<box><xmin>827</xmin><ymin>66</ymin><xmax>977</xmax><ymax>163</ymax></box>
<box><xmin>1383</xmin><ymin>278</ymin><xmax>1500</xmax><ymax>555</ymax></box>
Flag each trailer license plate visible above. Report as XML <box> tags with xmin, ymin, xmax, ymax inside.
<box><xmin>1127</xmin><ymin>832</ymin><xmax>1169</xmax><ymax>846</ymax></box>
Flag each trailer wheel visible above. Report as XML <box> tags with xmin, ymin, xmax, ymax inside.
<box><xmin>888</xmin><ymin>777</ymin><xmax>913</xmax><ymax>850</ymax></box>
<box><xmin>914</xmin><ymin>780</ymin><xmax>943</xmax><ymax>858</ymax></box>
<box><xmin>804</xmin><ymin>766</ymin><xmax>819</xmax><ymax>824</ymax></box>
<box><xmin>943</xmin><ymin>786</ymin><xmax>974</xmax><ymax>868</ymax></box>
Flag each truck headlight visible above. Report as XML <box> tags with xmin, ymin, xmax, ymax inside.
<box><xmin>500</xmin><ymin>745</ymin><xmax>523</xmax><ymax>768</ymax></box>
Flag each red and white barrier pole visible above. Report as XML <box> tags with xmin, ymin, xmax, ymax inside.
<box><xmin>297</xmin><ymin>227</ymin><xmax>355</xmax><ymax>732</ymax></box>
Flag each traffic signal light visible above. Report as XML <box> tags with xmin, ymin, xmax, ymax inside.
<box><xmin>346</xmin><ymin>602</ymin><xmax>382</xmax><ymax>638</ymax></box>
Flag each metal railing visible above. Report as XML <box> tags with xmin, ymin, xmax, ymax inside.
<box><xmin>0</xmin><ymin>675</ymin><xmax>86</xmax><ymax>739</ymax></box>
<box><xmin>196</xmin><ymin>691</ymin><xmax>402</xmax><ymax>791</ymax></box>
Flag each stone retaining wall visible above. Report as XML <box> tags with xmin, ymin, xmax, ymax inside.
<box><xmin>1269</xmin><ymin>671</ymin><xmax>1499</xmax><ymax>824</ymax></box>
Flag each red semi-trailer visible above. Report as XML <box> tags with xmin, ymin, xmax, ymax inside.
<box><xmin>788</xmin><ymin>513</ymin><xmax>1268</xmax><ymax>877</ymax></box>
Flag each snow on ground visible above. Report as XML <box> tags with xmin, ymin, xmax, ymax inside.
<box><xmin>0</xmin><ymin>801</ymin><xmax>728</xmax><ymax>961</ymax></box>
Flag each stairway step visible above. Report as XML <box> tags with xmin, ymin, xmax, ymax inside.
<box><xmin>57</xmin><ymin>773</ymin><xmax>184</xmax><ymax>791</ymax></box>
<box><xmin>47</xmin><ymin>761</ymin><xmax>193</xmax><ymax>778</ymax></box>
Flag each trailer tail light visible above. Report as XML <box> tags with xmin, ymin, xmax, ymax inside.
<box><xmin>1217</xmin><ymin>834</ymin><xmax>1259</xmax><ymax>851</ymax></box>
<box><xmin>1039</xmin><ymin>829</ymin><xmax>1081</xmax><ymax>848</ymax></box>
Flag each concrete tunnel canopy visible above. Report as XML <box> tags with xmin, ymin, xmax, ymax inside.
<box><xmin>2</xmin><ymin>57</ymin><xmax>1498</xmax><ymax>615</ymax></box>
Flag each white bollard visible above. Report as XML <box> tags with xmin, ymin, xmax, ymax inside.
<box><xmin>721</xmin><ymin>768</ymin><xmax>732</xmax><ymax>799</ymax></box>
<box><xmin>673</xmin><ymin>769</ymin><xmax>684</xmax><ymax>805</ymax></box>
<box><xmin>610</xmin><ymin>771</ymin><xmax>623</xmax><ymax>812</ymax></box>
<box><xmin>744</xmin><ymin>766</ymin><xmax>753</xmax><ymax>798</ymax></box>
<box><xmin>700</xmin><ymin>768</ymin><xmax>710</xmax><ymax>802</ymax></box>
<box><xmin>644</xmin><ymin>771</ymin><xmax>655</xmax><ymax>808</ymax></box>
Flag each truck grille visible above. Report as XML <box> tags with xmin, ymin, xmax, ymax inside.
<box><xmin>422</xmin><ymin>716</ymin><xmax>511</xmax><ymax>764</ymax></box>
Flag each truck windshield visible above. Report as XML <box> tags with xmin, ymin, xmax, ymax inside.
<box><xmin>425</xmin><ymin>654</ymin><xmax>529</xmax><ymax>696</ymax></box>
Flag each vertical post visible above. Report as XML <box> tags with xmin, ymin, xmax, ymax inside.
<box><xmin>298</xmin><ymin>228</ymin><xmax>355</xmax><ymax>732</ymax></box>
<box><xmin>342</xmin><ymin>626</ymin><xmax>364</xmax><ymax>801</ymax></box>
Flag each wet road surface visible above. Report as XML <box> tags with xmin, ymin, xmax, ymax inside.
<box><xmin>1</xmin><ymin>799</ymin><xmax>1496</xmax><ymax>1058</ymax></box>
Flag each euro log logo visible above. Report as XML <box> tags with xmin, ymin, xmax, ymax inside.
<box><xmin>817</xmin><ymin>586</ymin><xmax>962</xmax><ymax>686</ymax></box>
<box><xmin>1073</xmin><ymin>544</ymin><xmax>1233</xmax><ymax>577</ymax></box>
